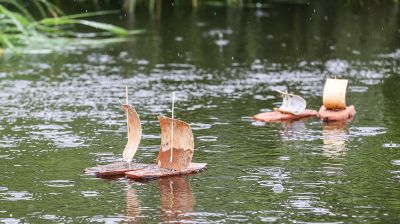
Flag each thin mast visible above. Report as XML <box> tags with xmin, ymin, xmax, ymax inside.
<box><xmin>170</xmin><ymin>92</ymin><xmax>175</xmax><ymax>163</ymax></box>
<box><xmin>126</xmin><ymin>86</ymin><xmax>129</xmax><ymax>104</ymax></box>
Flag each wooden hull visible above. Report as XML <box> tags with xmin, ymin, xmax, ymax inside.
<box><xmin>253</xmin><ymin>109</ymin><xmax>318</xmax><ymax>122</ymax></box>
<box><xmin>126</xmin><ymin>163</ymin><xmax>207</xmax><ymax>180</ymax></box>
<box><xmin>83</xmin><ymin>162</ymin><xmax>149</xmax><ymax>178</ymax></box>
<box><xmin>318</xmin><ymin>105</ymin><xmax>356</xmax><ymax>122</ymax></box>
<box><xmin>83</xmin><ymin>162</ymin><xmax>207</xmax><ymax>180</ymax></box>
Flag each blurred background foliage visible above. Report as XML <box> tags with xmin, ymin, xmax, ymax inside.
<box><xmin>0</xmin><ymin>0</ymin><xmax>398</xmax><ymax>53</ymax></box>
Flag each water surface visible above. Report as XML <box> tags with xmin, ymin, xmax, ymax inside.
<box><xmin>1</xmin><ymin>1</ymin><xmax>400</xmax><ymax>223</ymax></box>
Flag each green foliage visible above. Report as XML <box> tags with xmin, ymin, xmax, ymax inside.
<box><xmin>0</xmin><ymin>0</ymin><xmax>142</xmax><ymax>54</ymax></box>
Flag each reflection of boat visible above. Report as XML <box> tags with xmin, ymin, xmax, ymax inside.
<box><xmin>319</xmin><ymin>78</ymin><xmax>356</xmax><ymax>122</ymax></box>
<box><xmin>84</xmin><ymin>91</ymin><xmax>207</xmax><ymax>180</ymax></box>
<box><xmin>124</xmin><ymin>177</ymin><xmax>195</xmax><ymax>223</ymax></box>
<box><xmin>253</xmin><ymin>90</ymin><xmax>318</xmax><ymax>122</ymax></box>
<box><xmin>322</xmin><ymin>121</ymin><xmax>349</xmax><ymax>157</ymax></box>
<box><xmin>158</xmin><ymin>177</ymin><xmax>194</xmax><ymax>223</ymax></box>
<box><xmin>125</xmin><ymin>186</ymin><xmax>141</xmax><ymax>223</ymax></box>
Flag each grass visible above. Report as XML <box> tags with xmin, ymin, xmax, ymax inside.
<box><xmin>0</xmin><ymin>0</ymin><xmax>143</xmax><ymax>54</ymax></box>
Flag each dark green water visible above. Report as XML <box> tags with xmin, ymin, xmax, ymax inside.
<box><xmin>1</xmin><ymin>1</ymin><xmax>400</xmax><ymax>223</ymax></box>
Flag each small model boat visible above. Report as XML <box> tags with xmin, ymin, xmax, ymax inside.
<box><xmin>318</xmin><ymin>78</ymin><xmax>356</xmax><ymax>122</ymax></box>
<box><xmin>84</xmin><ymin>90</ymin><xmax>207</xmax><ymax>180</ymax></box>
<box><xmin>83</xmin><ymin>87</ymin><xmax>147</xmax><ymax>176</ymax></box>
<box><xmin>125</xmin><ymin>92</ymin><xmax>206</xmax><ymax>180</ymax></box>
<box><xmin>253</xmin><ymin>90</ymin><xmax>318</xmax><ymax>122</ymax></box>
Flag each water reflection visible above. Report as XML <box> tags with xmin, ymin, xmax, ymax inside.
<box><xmin>158</xmin><ymin>177</ymin><xmax>195</xmax><ymax>223</ymax></box>
<box><xmin>126</xmin><ymin>186</ymin><xmax>141</xmax><ymax>223</ymax></box>
<box><xmin>279</xmin><ymin>120</ymin><xmax>320</xmax><ymax>142</ymax></box>
<box><xmin>125</xmin><ymin>177</ymin><xmax>194</xmax><ymax>223</ymax></box>
<box><xmin>322</xmin><ymin>121</ymin><xmax>349</xmax><ymax>158</ymax></box>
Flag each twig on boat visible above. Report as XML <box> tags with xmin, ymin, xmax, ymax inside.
<box><xmin>126</xmin><ymin>85</ymin><xmax>129</xmax><ymax>105</ymax></box>
<box><xmin>170</xmin><ymin>92</ymin><xmax>175</xmax><ymax>163</ymax></box>
<box><xmin>125</xmin><ymin>86</ymin><xmax>130</xmax><ymax>169</ymax></box>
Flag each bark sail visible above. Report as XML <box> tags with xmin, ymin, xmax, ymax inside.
<box><xmin>157</xmin><ymin>116</ymin><xmax>194</xmax><ymax>171</ymax></box>
<box><xmin>121</xmin><ymin>104</ymin><xmax>142</xmax><ymax>162</ymax></box>
<box><xmin>323</xmin><ymin>78</ymin><xmax>348</xmax><ymax>110</ymax></box>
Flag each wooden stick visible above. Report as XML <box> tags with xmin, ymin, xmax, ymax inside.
<box><xmin>125</xmin><ymin>85</ymin><xmax>129</xmax><ymax>105</ymax></box>
<box><xmin>170</xmin><ymin>92</ymin><xmax>175</xmax><ymax>163</ymax></box>
<box><xmin>125</xmin><ymin>86</ymin><xmax>130</xmax><ymax>168</ymax></box>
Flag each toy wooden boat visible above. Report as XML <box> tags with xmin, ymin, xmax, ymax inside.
<box><xmin>318</xmin><ymin>78</ymin><xmax>356</xmax><ymax>122</ymax></box>
<box><xmin>83</xmin><ymin>91</ymin><xmax>145</xmax><ymax>177</ymax></box>
<box><xmin>84</xmin><ymin>91</ymin><xmax>207</xmax><ymax>180</ymax></box>
<box><xmin>126</xmin><ymin>93</ymin><xmax>207</xmax><ymax>179</ymax></box>
<box><xmin>253</xmin><ymin>90</ymin><xmax>318</xmax><ymax>122</ymax></box>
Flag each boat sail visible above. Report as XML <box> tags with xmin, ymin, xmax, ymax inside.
<box><xmin>322</xmin><ymin>78</ymin><xmax>348</xmax><ymax>110</ymax></box>
<box><xmin>274</xmin><ymin>90</ymin><xmax>306</xmax><ymax>115</ymax></box>
<box><xmin>84</xmin><ymin>91</ymin><xmax>207</xmax><ymax>179</ymax></box>
<box><xmin>157</xmin><ymin>116</ymin><xmax>194</xmax><ymax>171</ymax></box>
<box><xmin>121</xmin><ymin>104</ymin><xmax>142</xmax><ymax>162</ymax></box>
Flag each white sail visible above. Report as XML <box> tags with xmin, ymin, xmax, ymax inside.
<box><xmin>274</xmin><ymin>90</ymin><xmax>306</xmax><ymax>115</ymax></box>
<box><xmin>323</xmin><ymin>78</ymin><xmax>348</xmax><ymax>110</ymax></box>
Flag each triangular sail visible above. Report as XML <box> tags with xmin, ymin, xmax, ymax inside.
<box><xmin>323</xmin><ymin>78</ymin><xmax>348</xmax><ymax>110</ymax></box>
<box><xmin>274</xmin><ymin>90</ymin><xmax>306</xmax><ymax>115</ymax></box>
<box><xmin>121</xmin><ymin>104</ymin><xmax>142</xmax><ymax>162</ymax></box>
<box><xmin>157</xmin><ymin>116</ymin><xmax>194</xmax><ymax>171</ymax></box>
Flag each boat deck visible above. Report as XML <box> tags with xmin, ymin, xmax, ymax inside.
<box><xmin>83</xmin><ymin>162</ymin><xmax>207</xmax><ymax>180</ymax></box>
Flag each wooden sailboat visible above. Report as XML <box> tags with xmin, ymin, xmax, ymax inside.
<box><xmin>125</xmin><ymin>92</ymin><xmax>207</xmax><ymax>179</ymax></box>
<box><xmin>319</xmin><ymin>78</ymin><xmax>356</xmax><ymax>122</ymax></box>
<box><xmin>253</xmin><ymin>90</ymin><xmax>318</xmax><ymax>122</ymax></box>
<box><xmin>83</xmin><ymin>87</ymin><xmax>147</xmax><ymax>177</ymax></box>
<box><xmin>84</xmin><ymin>90</ymin><xmax>207</xmax><ymax>180</ymax></box>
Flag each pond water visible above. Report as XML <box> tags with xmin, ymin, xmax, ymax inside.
<box><xmin>1</xmin><ymin>1</ymin><xmax>400</xmax><ymax>223</ymax></box>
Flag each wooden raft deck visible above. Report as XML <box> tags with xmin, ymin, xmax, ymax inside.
<box><xmin>83</xmin><ymin>162</ymin><xmax>207</xmax><ymax>180</ymax></box>
<box><xmin>253</xmin><ymin>109</ymin><xmax>318</xmax><ymax>122</ymax></box>
<box><xmin>125</xmin><ymin>163</ymin><xmax>207</xmax><ymax>180</ymax></box>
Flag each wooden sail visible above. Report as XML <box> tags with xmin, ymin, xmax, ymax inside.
<box><xmin>274</xmin><ymin>90</ymin><xmax>306</xmax><ymax>115</ymax></box>
<box><xmin>121</xmin><ymin>104</ymin><xmax>142</xmax><ymax>162</ymax></box>
<box><xmin>323</xmin><ymin>78</ymin><xmax>348</xmax><ymax>110</ymax></box>
<box><xmin>156</xmin><ymin>116</ymin><xmax>194</xmax><ymax>171</ymax></box>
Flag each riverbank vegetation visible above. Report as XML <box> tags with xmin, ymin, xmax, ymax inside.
<box><xmin>0</xmin><ymin>0</ymin><xmax>142</xmax><ymax>54</ymax></box>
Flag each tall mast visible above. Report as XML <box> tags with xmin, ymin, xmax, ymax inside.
<box><xmin>170</xmin><ymin>92</ymin><xmax>175</xmax><ymax>163</ymax></box>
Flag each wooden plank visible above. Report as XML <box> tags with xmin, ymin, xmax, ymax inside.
<box><xmin>318</xmin><ymin>105</ymin><xmax>356</xmax><ymax>122</ymax></box>
<box><xmin>83</xmin><ymin>161</ymin><xmax>149</xmax><ymax>178</ymax></box>
<box><xmin>125</xmin><ymin>163</ymin><xmax>207</xmax><ymax>180</ymax></box>
<box><xmin>253</xmin><ymin>109</ymin><xmax>318</xmax><ymax>122</ymax></box>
